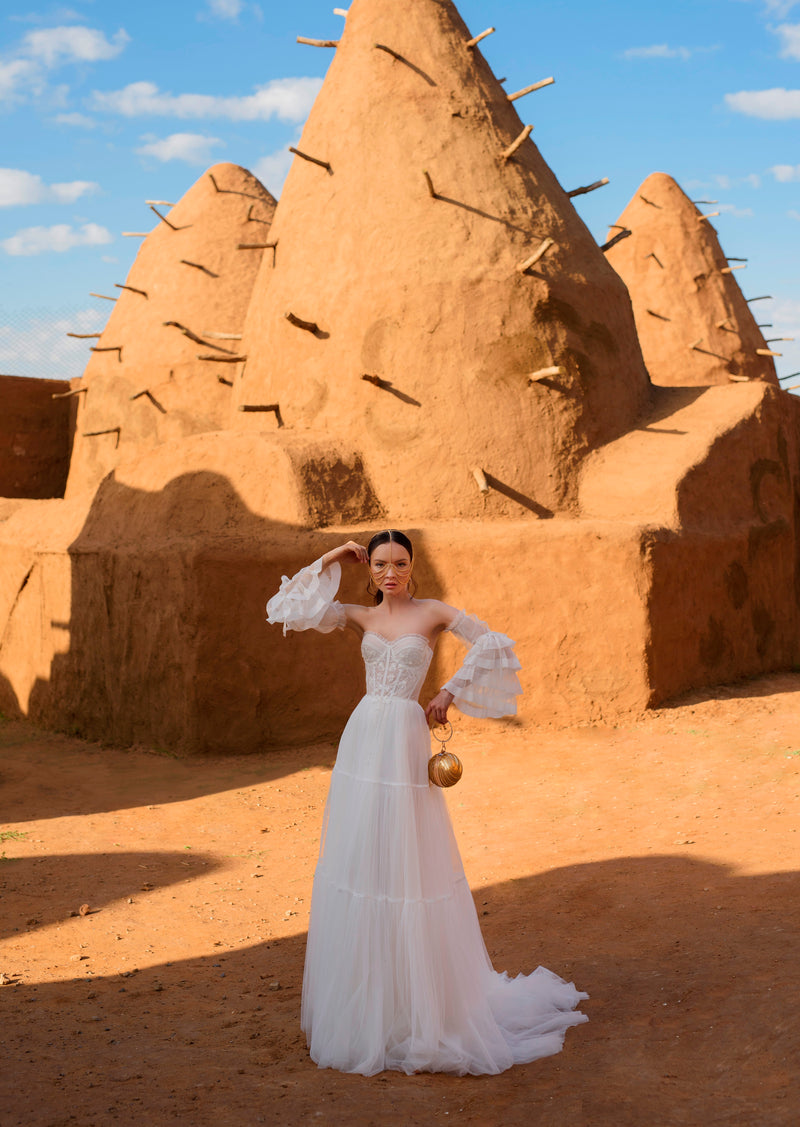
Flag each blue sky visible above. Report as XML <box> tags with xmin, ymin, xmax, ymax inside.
<box><xmin>1</xmin><ymin>0</ymin><xmax>799</xmax><ymax>385</ymax></box>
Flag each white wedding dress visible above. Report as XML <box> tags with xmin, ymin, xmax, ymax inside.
<box><xmin>266</xmin><ymin>558</ymin><xmax>588</xmax><ymax>1076</ymax></box>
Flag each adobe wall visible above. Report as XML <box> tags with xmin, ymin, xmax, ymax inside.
<box><xmin>0</xmin><ymin>374</ymin><xmax>75</xmax><ymax>499</ymax></box>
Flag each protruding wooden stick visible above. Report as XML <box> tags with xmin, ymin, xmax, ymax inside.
<box><xmin>697</xmin><ymin>211</ymin><xmax>720</xmax><ymax>222</ymax></box>
<box><xmin>149</xmin><ymin>205</ymin><xmax>183</xmax><ymax>230</ymax></box>
<box><xmin>90</xmin><ymin>346</ymin><xmax>122</xmax><ymax>359</ymax></box>
<box><xmin>639</xmin><ymin>194</ymin><xmax>662</xmax><ymax>208</ymax></box>
<box><xmin>778</xmin><ymin>371</ymin><xmax>800</xmax><ymax>381</ymax></box>
<box><xmin>507</xmin><ymin>77</ymin><xmax>554</xmax><ymax>102</ymax></box>
<box><xmin>374</xmin><ymin>42</ymin><xmax>404</xmax><ymax>61</ymax></box>
<box><xmin>196</xmin><ymin>354</ymin><xmax>247</xmax><ymax>363</ymax></box>
<box><xmin>206</xmin><ymin>172</ymin><xmax>263</xmax><ymax>201</ymax></box>
<box><xmin>729</xmin><ymin>375</ymin><xmax>752</xmax><ymax>383</ymax></box>
<box><xmin>238</xmin><ymin>403</ymin><xmax>284</xmax><ymax>427</ymax></box>
<box><xmin>246</xmin><ymin>204</ymin><xmax>270</xmax><ymax>224</ymax></box>
<box><xmin>66</xmin><ymin>332</ymin><xmax>102</xmax><ymax>339</ymax></box>
<box><xmin>296</xmin><ymin>36</ymin><xmax>340</xmax><ymax>47</ymax></box>
<box><xmin>288</xmin><ymin>146</ymin><xmax>332</xmax><ymax>172</ymax></box>
<box><xmin>89</xmin><ymin>292</ymin><xmax>117</xmax><ymax>302</ymax></box>
<box><xmin>692</xmin><ymin>199</ymin><xmax>718</xmax><ymax>205</ymax></box>
<box><xmin>527</xmin><ymin>366</ymin><xmax>563</xmax><ymax>382</ymax></box>
<box><xmin>201</xmin><ymin>331</ymin><xmax>242</xmax><ymax>340</ymax></box>
<box><xmin>645</xmin><ymin>252</ymin><xmax>664</xmax><ymax>268</ymax></box>
<box><xmin>466</xmin><ymin>27</ymin><xmax>495</xmax><ymax>48</ymax></box>
<box><xmin>721</xmin><ymin>265</ymin><xmax>745</xmax><ymax>274</ymax></box>
<box><xmin>129</xmin><ymin>389</ymin><xmax>167</xmax><ymax>413</ymax></box>
<box><xmin>746</xmin><ymin>295</ymin><xmax>772</xmax><ymax>303</ymax></box>
<box><xmin>782</xmin><ymin>383</ymin><xmax>800</xmax><ymax>391</ymax></box>
<box><xmin>647</xmin><ymin>309</ymin><xmax>671</xmax><ymax>321</ymax></box>
<box><xmin>600</xmin><ymin>229</ymin><xmax>631</xmax><ymax>252</ymax></box>
<box><xmin>727</xmin><ymin>256</ymin><xmax>748</xmax><ymax>262</ymax></box>
<box><xmin>333</xmin><ymin>8</ymin><xmax>348</xmax><ymax>16</ymax></box>
<box><xmin>180</xmin><ymin>259</ymin><xmax>219</xmax><ymax>277</ymax></box>
<box><xmin>472</xmin><ymin>467</ymin><xmax>490</xmax><ymax>494</ymax></box>
<box><xmin>82</xmin><ymin>426</ymin><xmax>121</xmax><ymax>447</ymax></box>
<box><xmin>567</xmin><ymin>177</ymin><xmax>609</xmax><ymax>198</ymax></box>
<box><xmin>122</xmin><ymin>232</ymin><xmax>150</xmax><ymax>237</ymax></box>
<box><xmin>164</xmin><ymin>321</ymin><xmax>234</xmax><ymax>352</ymax></box>
<box><xmin>691</xmin><ymin>341</ymin><xmax>730</xmax><ymax>360</ymax></box>
<box><xmin>500</xmin><ymin>124</ymin><xmax>533</xmax><ymax>162</ymax></box>
<box><xmin>766</xmin><ymin>336</ymin><xmax>795</xmax><ymax>343</ymax></box>
<box><xmin>115</xmin><ymin>283</ymin><xmax>148</xmax><ymax>298</ymax></box>
<box><xmin>716</xmin><ymin>317</ymin><xmax>735</xmax><ymax>331</ymax></box>
<box><xmin>423</xmin><ymin>169</ymin><xmax>437</xmax><ymax>198</ymax></box>
<box><xmin>237</xmin><ymin>242</ymin><xmax>277</xmax><ymax>249</ymax></box>
<box><xmin>217</xmin><ymin>375</ymin><xmax>234</xmax><ymax>387</ymax></box>
<box><xmin>145</xmin><ymin>199</ymin><xmax>175</xmax><ymax>207</ymax></box>
<box><xmin>516</xmin><ymin>237</ymin><xmax>555</xmax><ymax>273</ymax></box>
<box><xmin>757</xmin><ymin>348</ymin><xmax>782</xmax><ymax>357</ymax></box>
<box><xmin>285</xmin><ymin>311</ymin><xmax>321</xmax><ymax>334</ymax></box>
<box><xmin>51</xmin><ymin>386</ymin><xmax>87</xmax><ymax>399</ymax></box>
<box><xmin>757</xmin><ymin>323</ymin><xmax>773</xmax><ymax>328</ymax></box>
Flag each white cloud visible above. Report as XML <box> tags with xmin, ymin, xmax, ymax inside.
<box><xmin>774</xmin><ymin>22</ymin><xmax>800</xmax><ymax>57</ymax></box>
<box><xmin>49</xmin><ymin>179</ymin><xmax>98</xmax><ymax>202</ymax></box>
<box><xmin>0</xmin><ymin>306</ymin><xmax>106</xmax><ymax>381</ymax></box>
<box><xmin>53</xmin><ymin>111</ymin><xmax>96</xmax><ymax>127</ymax></box>
<box><xmin>252</xmin><ymin>145</ymin><xmax>295</xmax><ymax>194</ymax></box>
<box><xmin>725</xmin><ymin>87</ymin><xmax>800</xmax><ymax>117</ymax></box>
<box><xmin>715</xmin><ymin>174</ymin><xmax>732</xmax><ymax>190</ymax></box>
<box><xmin>789</xmin><ymin>209</ymin><xmax>800</xmax><ymax>219</ymax></box>
<box><xmin>90</xmin><ymin>76</ymin><xmax>323</xmax><ymax>122</ymax></box>
<box><xmin>22</xmin><ymin>26</ymin><xmax>130</xmax><ymax>66</ymax></box>
<box><xmin>0</xmin><ymin>58</ymin><xmax>40</xmax><ymax>103</ymax></box>
<box><xmin>771</xmin><ymin>163</ymin><xmax>800</xmax><ymax>180</ymax></box>
<box><xmin>0</xmin><ymin>167</ymin><xmax>98</xmax><ymax>207</ymax></box>
<box><xmin>0</xmin><ymin>25</ymin><xmax>129</xmax><ymax>107</ymax></box>
<box><xmin>743</xmin><ymin>173</ymin><xmax>762</xmax><ymax>188</ymax></box>
<box><xmin>623</xmin><ymin>44</ymin><xmax>693</xmax><ymax>61</ymax></box>
<box><xmin>717</xmin><ymin>203</ymin><xmax>754</xmax><ymax>217</ymax></box>
<box><xmin>2</xmin><ymin>222</ymin><xmax>112</xmax><ymax>256</ymax></box>
<box><xmin>206</xmin><ymin>0</ymin><xmax>244</xmax><ymax>18</ymax></box>
<box><xmin>763</xmin><ymin>1</ymin><xmax>800</xmax><ymax>15</ymax></box>
<box><xmin>137</xmin><ymin>132</ymin><xmax>223</xmax><ymax>164</ymax></box>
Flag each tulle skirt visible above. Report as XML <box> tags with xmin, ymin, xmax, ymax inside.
<box><xmin>301</xmin><ymin>694</ymin><xmax>588</xmax><ymax>1076</ymax></box>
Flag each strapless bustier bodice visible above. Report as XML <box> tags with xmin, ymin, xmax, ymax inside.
<box><xmin>361</xmin><ymin>632</ymin><xmax>433</xmax><ymax>701</ymax></box>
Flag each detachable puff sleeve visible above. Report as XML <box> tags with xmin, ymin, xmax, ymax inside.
<box><xmin>265</xmin><ymin>557</ymin><xmax>347</xmax><ymax>636</ymax></box>
<box><xmin>441</xmin><ymin>609</ymin><xmax>522</xmax><ymax>718</ymax></box>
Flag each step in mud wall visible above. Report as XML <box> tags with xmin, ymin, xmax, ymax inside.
<box><xmin>0</xmin><ymin>374</ymin><xmax>75</xmax><ymax>499</ymax></box>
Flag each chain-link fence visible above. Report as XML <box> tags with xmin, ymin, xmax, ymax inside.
<box><xmin>0</xmin><ymin>305</ymin><xmax>109</xmax><ymax>382</ymax></box>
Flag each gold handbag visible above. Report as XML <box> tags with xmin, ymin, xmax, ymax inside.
<box><xmin>428</xmin><ymin>721</ymin><xmax>463</xmax><ymax>787</ymax></box>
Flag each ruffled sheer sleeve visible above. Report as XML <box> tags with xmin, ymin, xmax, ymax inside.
<box><xmin>441</xmin><ymin>609</ymin><xmax>522</xmax><ymax>718</ymax></box>
<box><xmin>266</xmin><ymin>557</ymin><xmax>347</xmax><ymax>636</ymax></box>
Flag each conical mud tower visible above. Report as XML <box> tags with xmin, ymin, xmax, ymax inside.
<box><xmin>605</xmin><ymin>173</ymin><xmax>777</xmax><ymax>388</ymax></box>
<box><xmin>66</xmin><ymin>163</ymin><xmax>276</xmax><ymax>496</ymax></box>
<box><xmin>233</xmin><ymin>0</ymin><xmax>650</xmax><ymax>519</ymax></box>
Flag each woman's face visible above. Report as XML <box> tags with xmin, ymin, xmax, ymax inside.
<box><xmin>369</xmin><ymin>541</ymin><xmax>413</xmax><ymax>597</ymax></box>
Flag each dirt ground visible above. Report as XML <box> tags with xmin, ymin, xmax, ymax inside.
<box><xmin>1</xmin><ymin>674</ymin><xmax>798</xmax><ymax>1127</ymax></box>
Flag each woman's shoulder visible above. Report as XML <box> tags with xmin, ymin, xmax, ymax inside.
<box><xmin>415</xmin><ymin>599</ymin><xmax>461</xmax><ymax>627</ymax></box>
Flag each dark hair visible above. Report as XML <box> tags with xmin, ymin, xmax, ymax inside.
<box><xmin>367</xmin><ymin>529</ymin><xmax>414</xmax><ymax>604</ymax></box>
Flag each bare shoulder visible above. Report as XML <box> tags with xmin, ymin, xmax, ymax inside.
<box><xmin>340</xmin><ymin>603</ymin><xmax>370</xmax><ymax>635</ymax></box>
<box><xmin>415</xmin><ymin>599</ymin><xmax>460</xmax><ymax>630</ymax></box>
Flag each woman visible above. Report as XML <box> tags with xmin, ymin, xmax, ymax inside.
<box><xmin>266</xmin><ymin>530</ymin><xmax>587</xmax><ymax>1076</ymax></box>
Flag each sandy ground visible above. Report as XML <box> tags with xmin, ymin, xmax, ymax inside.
<box><xmin>1</xmin><ymin>676</ymin><xmax>799</xmax><ymax>1127</ymax></box>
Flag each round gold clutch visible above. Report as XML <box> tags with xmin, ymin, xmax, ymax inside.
<box><xmin>427</xmin><ymin>720</ymin><xmax>462</xmax><ymax>787</ymax></box>
<box><xmin>428</xmin><ymin>749</ymin><xmax>463</xmax><ymax>787</ymax></box>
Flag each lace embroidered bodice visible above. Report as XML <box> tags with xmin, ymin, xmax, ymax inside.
<box><xmin>361</xmin><ymin>633</ymin><xmax>433</xmax><ymax>702</ymax></box>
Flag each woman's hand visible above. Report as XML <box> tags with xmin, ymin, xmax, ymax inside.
<box><xmin>425</xmin><ymin>689</ymin><xmax>454</xmax><ymax>726</ymax></box>
<box><xmin>322</xmin><ymin>541</ymin><xmax>368</xmax><ymax>568</ymax></box>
